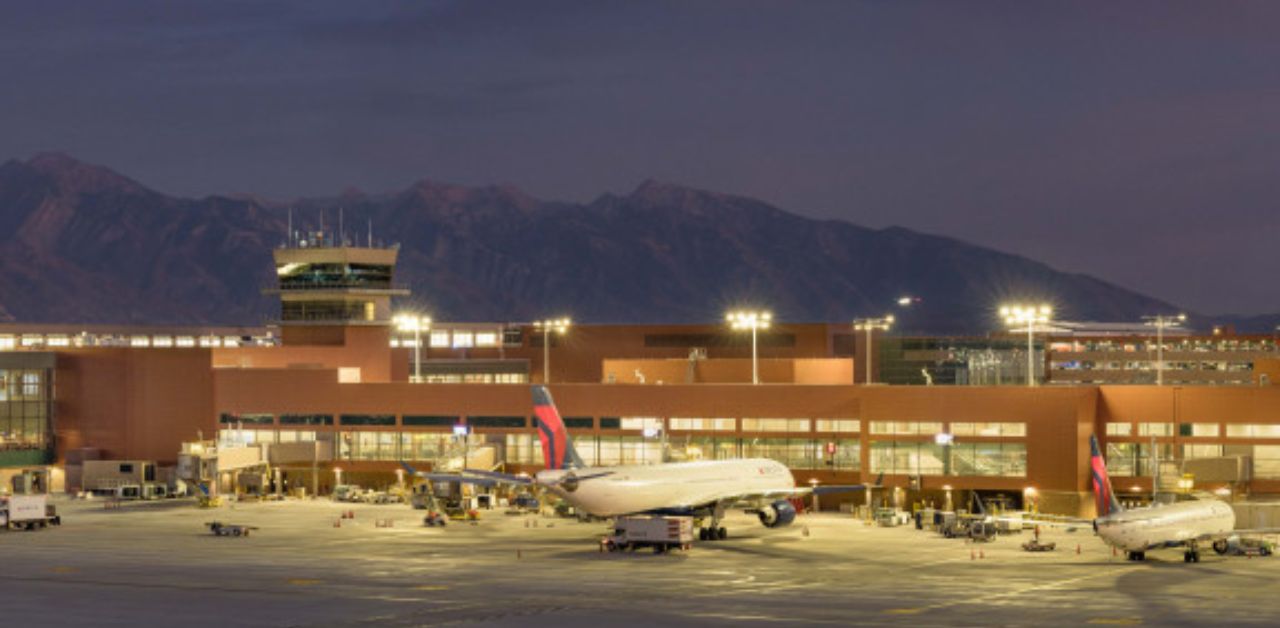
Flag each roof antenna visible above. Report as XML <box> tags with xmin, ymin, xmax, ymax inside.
<box><xmin>339</xmin><ymin>207</ymin><xmax>345</xmax><ymax>246</ymax></box>
<box><xmin>367</xmin><ymin>217</ymin><xmax>373</xmax><ymax>248</ymax></box>
<box><xmin>319</xmin><ymin>209</ymin><xmax>325</xmax><ymax>245</ymax></box>
<box><xmin>287</xmin><ymin>207</ymin><xmax>293</xmax><ymax>246</ymax></box>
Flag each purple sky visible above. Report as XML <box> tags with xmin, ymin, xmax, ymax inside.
<box><xmin>2</xmin><ymin>1</ymin><xmax>1278</xmax><ymax>314</ymax></box>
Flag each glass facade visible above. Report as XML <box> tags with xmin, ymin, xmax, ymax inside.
<box><xmin>869</xmin><ymin>440</ymin><xmax>1025</xmax><ymax>477</ymax></box>
<box><xmin>0</xmin><ymin>367</ymin><xmax>51</xmax><ymax>456</ymax></box>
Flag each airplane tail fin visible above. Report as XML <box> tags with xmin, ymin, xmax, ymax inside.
<box><xmin>532</xmin><ymin>385</ymin><xmax>586</xmax><ymax>470</ymax></box>
<box><xmin>1089</xmin><ymin>435</ymin><xmax>1123</xmax><ymax>517</ymax></box>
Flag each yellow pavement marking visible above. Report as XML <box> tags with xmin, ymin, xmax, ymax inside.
<box><xmin>883</xmin><ymin>608</ymin><xmax>923</xmax><ymax>615</ymax></box>
<box><xmin>287</xmin><ymin>578</ymin><xmax>322</xmax><ymax>586</ymax></box>
<box><xmin>415</xmin><ymin>584</ymin><xmax>450</xmax><ymax>591</ymax></box>
<box><xmin>50</xmin><ymin>566</ymin><xmax>77</xmax><ymax>574</ymax></box>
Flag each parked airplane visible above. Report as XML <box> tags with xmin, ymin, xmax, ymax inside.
<box><xmin>1035</xmin><ymin>435</ymin><xmax>1278</xmax><ymax>563</ymax></box>
<box><xmin>405</xmin><ymin>385</ymin><xmax>875</xmax><ymax>540</ymax></box>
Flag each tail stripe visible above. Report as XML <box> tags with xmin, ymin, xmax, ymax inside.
<box><xmin>1089</xmin><ymin>435</ymin><xmax>1123</xmax><ymax>517</ymax></box>
<box><xmin>532</xmin><ymin>386</ymin><xmax>572</xmax><ymax>470</ymax></box>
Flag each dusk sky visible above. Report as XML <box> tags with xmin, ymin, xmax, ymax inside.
<box><xmin>2</xmin><ymin>1</ymin><xmax>1278</xmax><ymax>314</ymax></box>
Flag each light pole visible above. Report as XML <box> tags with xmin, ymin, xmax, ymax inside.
<box><xmin>1143</xmin><ymin>313</ymin><xmax>1186</xmax><ymax>386</ymax></box>
<box><xmin>394</xmin><ymin>314</ymin><xmax>432</xmax><ymax>383</ymax></box>
<box><xmin>1001</xmin><ymin>304</ymin><xmax>1052</xmax><ymax>387</ymax></box>
<box><xmin>533</xmin><ymin>318</ymin><xmax>571</xmax><ymax>383</ymax></box>
<box><xmin>727</xmin><ymin>310</ymin><xmax>772</xmax><ymax>384</ymax></box>
<box><xmin>853</xmin><ymin>315</ymin><xmax>894</xmax><ymax>385</ymax></box>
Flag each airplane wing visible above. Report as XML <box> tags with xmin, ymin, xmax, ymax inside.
<box><xmin>672</xmin><ymin>482</ymin><xmax>880</xmax><ymax>513</ymax></box>
<box><xmin>399</xmin><ymin>461</ymin><xmax>532</xmax><ymax>486</ymax></box>
<box><xmin>1195</xmin><ymin>527</ymin><xmax>1280</xmax><ymax>542</ymax></box>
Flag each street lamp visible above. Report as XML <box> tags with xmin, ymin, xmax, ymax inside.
<box><xmin>1143</xmin><ymin>313</ymin><xmax>1186</xmax><ymax>386</ymax></box>
<box><xmin>533</xmin><ymin>318</ymin><xmax>571</xmax><ymax>383</ymax></box>
<box><xmin>853</xmin><ymin>315</ymin><xmax>894</xmax><ymax>385</ymax></box>
<box><xmin>1001</xmin><ymin>304</ymin><xmax>1052</xmax><ymax>387</ymax></box>
<box><xmin>727</xmin><ymin>310</ymin><xmax>772</xmax><ymax>384</ymax></box>
<box><xmin>393</xmin><ymin>313</ymin><xmax>432</xmax><ymax>383</ymax></box>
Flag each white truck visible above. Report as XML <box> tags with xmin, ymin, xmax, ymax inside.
<box><xmin>1</xmin><ymin>494</ymin><xmax>61</xmax><ymax>531</ymax></box>
<box><xmin>602</xmin><ymin>516</ymin><xmax>694</xmax><ymax>554</ymax></box>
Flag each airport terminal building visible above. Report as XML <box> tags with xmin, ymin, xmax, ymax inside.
<box><xmin>5</xmin><ymin>236</ymin><xmax>1280</xmax><ymax>517</ymax></box>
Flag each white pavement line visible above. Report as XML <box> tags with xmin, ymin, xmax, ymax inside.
<box><xmin>891</xmin><ymin>566</ymin><xmax>1144</xmax><ymax>615</ymax></box>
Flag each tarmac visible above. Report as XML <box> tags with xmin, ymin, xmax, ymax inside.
<box><xmin>4</xmin><ymin>497</ymin><xmax>1280</xmax><ymax>627</ymax></box>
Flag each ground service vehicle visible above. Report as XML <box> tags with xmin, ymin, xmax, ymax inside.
<box><xmin>602</xmin><ymin>516</ymin><xmax>694</xmax><ymax>554</ymax></box>
<box><xmin>1</xmin><ymin>494</ymin><xmax>61</xmax><ymax>531</ymax></box>
<box><xmin>207</xmin><ymin>521</ymin><xmax>257</xmax><ymax>537</ymax></box>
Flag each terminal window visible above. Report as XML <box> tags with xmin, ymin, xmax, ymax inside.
<box><xmin>1137</xmin><ymin>422</ymin><xmax>1174</xmax><ymax>437</ymax></box>
<box><xmin>669</xmin><ymin>418</ymin><xmax>735</xmax><ymax>431</ymax></box>
<box><xmin>741</xmin><ymin>418</ymin><xmax>810</xmax><ymax>433</ymax></box>
<box><xmin>1180</xmin><ymin>423</ymin><xmax>1220</xmax><ymax>437</ymax></box>
<box><xmin>469</xmin><ymin>416</ymin><xmax>526</xmax><ymax>428</ymax></box>
<box><xmin>403</xmin><ymin>415</ymin><xmax>459</xmax><ymax>427</ymax></box>
<box><xmin>564</xmin><ymin>417</ymin><xmax>594</xmax><ymax>429</ymax></box>
<box><xmin>1226</xmin><ymin>424</ymin><xmax>1280</xmax><ymax>438</ymax></box>
<box><xmin>280</xmin><ymin>414</ymin><xmax>333</xmax><ymax>426</ymax></box>
<box><xmin>949</xmin><ymin>422</ymin><xmax>1026</xmax><ymax>437</ymax></box>
<box><xmin>870</xmin><ymin>440</ymin><xmax>1025</xmax><ymax>477</ymax></box>
<box><xmin>815</xmin><ymin>419</ymin><xmax>860</xmax><ymax>433</ymax></box>
<box><xmin>869</xmin><ymin>421</ymin><xmax>944</xmax><ymax>436</ymax></box>
<box><xmin>219</xmin><ymin>413</ymin><xmax>273</xmax><ymax>425</ymax></box>
<box><xmin>340</xmin><ymin>414</ymin><xmax>395</xmax><ymax>426</ymax></box>
<box><xmin>1105</xmin><ymin>423</ymin><xmax>1133</xmax><ymax>437</ymax></box>
<box><xmin>1254</xmin><ymin>446</ymin><xmax>1280</xmax><ymax>479</ymax></box>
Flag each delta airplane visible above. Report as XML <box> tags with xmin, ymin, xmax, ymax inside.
<box><xmin>1033</xmin><ymin>435</ymin><xmax>1279</xmax><ymax>563</ymax></box>
<box><xmin>406</xmin><ymin>385</ymin><xmax>873</xmax><ymax>540</ymax></box>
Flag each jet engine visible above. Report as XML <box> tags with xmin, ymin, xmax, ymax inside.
<box><xmin>757</xmin><ymin>499</ymin><xmax>797</xmax><ymax>528</ymax></box>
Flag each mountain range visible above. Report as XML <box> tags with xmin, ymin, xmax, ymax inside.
<box><xmin>0</xmin><ymin>153</ymin><xmax>1272</xmax><ymax>334</ymax></box>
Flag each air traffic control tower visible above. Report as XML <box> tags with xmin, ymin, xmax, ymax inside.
<box><xmin>267</xmin><ymin>226</ymin><xmax>409</xmax><ymax>347</ymax></box>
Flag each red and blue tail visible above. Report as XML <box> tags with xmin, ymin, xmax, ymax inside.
<box><xmin>532</xmin><ymin>385</ymin><xmax>586</xmax><ymax>470</ymax></box>
<box><xmin>1089</xmin><ymin>435</ymin><xmax>1123</xmax><ymax>517</ymax></box>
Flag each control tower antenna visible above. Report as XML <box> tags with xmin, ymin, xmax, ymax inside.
<box><xmin>339</xmin><ymin>207</ymin><xmax>345</xmax><ymax>246</ymax></box>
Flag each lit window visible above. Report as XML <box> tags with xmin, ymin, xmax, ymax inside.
<box><xmin>1226</xmin><ymin>424</ymin><xmax>1280</xmax><ymax>438</ymax></box>
<box><xmin>152</xmin><ymin>336</ymin><xmax>173</xmax><ymax>348</ymax></box>
<box><xmin>430</xmin><ymin>331</ymin><xmax>450</xmax><ymax>348</ymax></box>
<box><xmin>476</xmin><ymin>332</ymin><xmax>498</xmax><ymax>347</ymax></box>
<box><xmin>198</xmin><ymin>337</ymin><xmax>222</xmax><ymax>348</ymax></box>
<box><xmin>1180</xmin><ymin>423</ymin><xmax>1219</xmax><ymax>437</ymax></box>
<box><xmin>452</xmin><ymin>332</ymin><xmax>474</xmax><ymax>348</ymax></box>
<box><xmin>1105</xmin><ymin>423</ymin><xmax>1132</xmax><ymax>437</ymax></box>
<box><xmin>223</xmin><ymin>336</ymin><xmax>240</xmax><ymax>347</ymax></box>
<box><xmin>21</xmin><ymin>335</ymin><xmax>42</xmax><ymax>347</ymax></box>
<box><xmin>1137</xmin><ymin>423</ymin><xmax>1173</xmax><ymax>437</ymax></box>
<box><xmin>669</xmin><ymin>418</ymin><xmax>735</xmax><ymax>431</ymax></box>
<box><xmin>815</xmin><ymin>419</ymin><xmax>860</xmax><ymax>433</ymax></box>
<box><xmin>620</xmin><ymin>417</ymin><xmax>663</xmax><ymax>431</ymax></box>
<box><xmin>22</xmin><ymin>373</ymin><xmax>41</xmax><ymax>396</ymax></box>
<box><xmin>0</xmin><ymin>336</ymin><xmax>14</xmax><ymax>350</ymax></box>
<box><xmin>175</xmin><ymin>336</ymin><xmax>196</xmax><ymax>348</ymax></box>
<box><xmin>950</xmin><ymin>423</ymin><xmax>1026</xmax><ymax>437</ymax></box>
<box><xmin>130</xmin><ymin>336</ymin><xmax>151</xmax><ymax>348</ymax></box>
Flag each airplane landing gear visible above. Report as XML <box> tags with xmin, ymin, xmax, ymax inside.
<box><xmin>1184</xmin><ymin>541</ymin><xmax>1201</xmax><ymax>563</ymax></box>
<box><xmin>1126</xmin><ymin>551</ymin><xmax>1146</xmax><ymax>561</ymax></box>
<box><xmin>699</xmin><ymin>526</ymin><xmax>727</xmax><ymax>541</ymax></box>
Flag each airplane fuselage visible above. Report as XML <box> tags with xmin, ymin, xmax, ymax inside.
<box><xmin>1095</xmin><ymin>499</ymin><xmax>1235</xmax><ymax>552</ymax></box>
<box><xmin>536</xmin><ymin>458</ymin><xmax>794</xmax><ymax>517</ymax></box>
